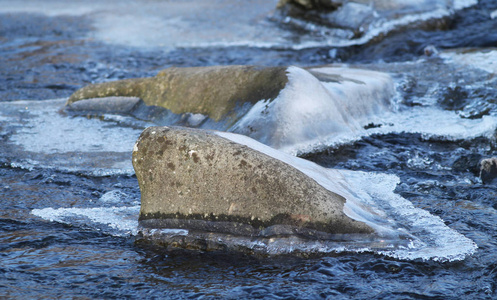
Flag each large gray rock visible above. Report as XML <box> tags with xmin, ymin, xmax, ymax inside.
<box><xmin>67</xmin><ymin>65</ymin><xmax>288</xmax><ymax>123</ymax></box>
<box><xmin>133</xmin><ymin>126</ymin><xmax>373</xmax><ymax>237</ymax></box>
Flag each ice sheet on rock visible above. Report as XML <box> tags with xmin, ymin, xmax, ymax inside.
<box><xmin>231</xmin><ymin>66</ymin><xmax>396</xmax><ymax>152</ymax></box>
<box><xmin>230</xmin><ymin>65</ymin><xmax>497</xmax><ymax>155</ymax></box>
<box><xmin>343</xmin><ymin>171</ymin><xmax>477</xmax><ymax>262</ymax></box>
<box><xmin>0</xmin><ymin>99</ymin><xmax>142</xmax><ymax>175</ymax></box>
<box><xmin>216</xmin><ymin>131</ymin><xmax>477</xmax><ymax>261</ymax></box>
<box><xmin>286</xmin><ymin>106</ymin><xmax>497</xmax><ymax>155</ymax></box>
<box><xmin>32</xmin><ymin>206</ymin><xmax>141</xmax><ymax>236</ymax></box>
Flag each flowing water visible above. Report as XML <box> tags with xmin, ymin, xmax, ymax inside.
<box><xmin>2</xmin><ymin>0</ymin><xmax>497</xmax><ymax>298</ymax></box>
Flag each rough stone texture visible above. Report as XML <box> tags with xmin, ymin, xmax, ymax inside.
<box><xmin>480</xmin><ymin>157</ymin><xmax>497</xmax><ymax>184</ymax></box>
<box><xmin>67</xmin><ymin>65</ymin><xmax>288</xmax><ymax>122</ymax></box>
<box><xmin>133</xmin><ymin>126</ymin><xmax>373</xmax><ymax>237</ymax></box>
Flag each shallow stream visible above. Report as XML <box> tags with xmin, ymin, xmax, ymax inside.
<box><xmin>2</xmin><ymin>0</ymin><xmax>497</xmax><ymax>298</ymax></box>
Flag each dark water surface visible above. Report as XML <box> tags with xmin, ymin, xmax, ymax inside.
<box><xmin>2</xmin><ymin>1</ymin><xmax>497</xmax><ymax>298</ymax></box>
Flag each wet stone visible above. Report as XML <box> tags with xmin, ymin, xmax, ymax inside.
<box><xmin>480</xmin><ymin>157</ymin><xmax>497</xmax><ymax>184</ymax></box>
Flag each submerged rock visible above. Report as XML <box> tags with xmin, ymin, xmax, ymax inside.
<box><xmin>133</xmin><ymin>126</ymin><xmax>373</xmax><ymax>237</ymax></box>
<box><xmin>67</xmin><ymin>65</ymin><xmax>288</xmax><ymax>123</ymax></box>
<box><xmin>480</xmin><ymin>157</ymin><xmax>497</xmax><ymax>184</ymax></box>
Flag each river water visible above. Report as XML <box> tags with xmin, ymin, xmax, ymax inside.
<box><xmin>2</xmin><ymin>0</ymin><xmax>497</xmax><ymax>298</ymax></box>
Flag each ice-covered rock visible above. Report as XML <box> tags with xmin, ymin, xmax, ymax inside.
<box><xmin>67</xmin><ymin>65</ymin><xmax>397</xmax><ymax>154</ymax></box>
<box><xmin>232</xmin><ymin>66</ymin><xmax>395</xmax><ymax>153</ymax></box>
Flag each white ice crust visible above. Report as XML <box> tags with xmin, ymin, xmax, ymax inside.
<box><xmin>441</xmin><ymin>49</ymin><xmax>497</xmax><ymax>74</ymax></box>
<box><xmin>216</xmin><ymin>130</ymin><xmax>477</xmax><ymax>261</ymax></box>
<box><xmin>233</xmin><ymin>66</ymin><xmax>497</xmax><ymax>155</ymax></box>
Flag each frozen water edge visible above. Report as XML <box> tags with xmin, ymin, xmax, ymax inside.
<box><xmin>7</xmin><ymin>99</ymin><xmax>139</xmax><ymax>154</ymax></box>
<box><xmin>2</xmin><ymin>97</ymin><xmax>481</xmax><ymax>261</ymax></box>
<box><xmin>441</xmin><ymin>49</ymin><xmax>497</xmax><ymax>74</ymax></box>
<box><xmin>32</xmin><ymin>178</ymin><xmax>476</xmax><ymax>262</ymax></box>
<box><xmin>232</xmin><ymin>66</ymin><xmax>497</xmax><ymax>156</ymax></box>
<box><xmin>345</xmin><ymin>171</ymin><xmax>478</xmax><ymax>262</ymax></box>
<box><xmin>0</xmin><ymin>98</ymin><xmax>142</xmax><ymax>175</ymax></box>
<box><xmin>279</xmin><ymin>106</ymin><xmax>497</xmax><ymax>156</ymax></box>
<box><xmin>32</xmin><ymin>206</ymin><xmax>141</xmax><ymax>237</ymax></box>
<box><xmin>217</xmin><ymin>131</ymin><xmax>478</xmax><ymax>262</ymax></box>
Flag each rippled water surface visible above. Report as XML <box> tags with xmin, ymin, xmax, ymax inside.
<box><xmin>2</xmin><ymin>0</ymin><xmax>497</xmax><ymax>298</ymax></box>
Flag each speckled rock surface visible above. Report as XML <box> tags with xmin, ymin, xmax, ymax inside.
<box><xmin>132</xmin><ymin>126</ymin><xmax>373</xmax><ymax>237</ymax></box>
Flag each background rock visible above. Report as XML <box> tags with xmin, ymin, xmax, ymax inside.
<box><xmin>67</xmin><ymin>65</ymin><xmax>288</xmax><ymax>122</ymax></box>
